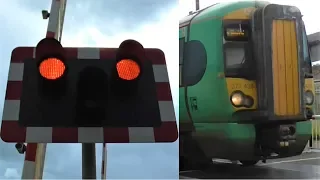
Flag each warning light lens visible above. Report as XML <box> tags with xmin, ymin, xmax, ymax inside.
<box><xmin>39</xmin><ymin>58</ymin><xmax>66</xmax><ymax>80</ymax></box>
<box><xmin>116</xmin><ymin>59</ymin><xmax>140</xmax><ymax>80</ymax></box>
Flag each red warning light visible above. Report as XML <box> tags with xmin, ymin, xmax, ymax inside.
<box><xmin>116</xmin><ymin>59</ymin><xmax>140</xmax><ymax>80</ymax></box>
<box><xmin>39</xmin><ymin>58</ymin><xmax>66</xmax><ymax>80</ymax></box>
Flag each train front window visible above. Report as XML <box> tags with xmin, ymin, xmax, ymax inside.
<box><xmin>302</xmin><ymin>26</ymin><xmax>313</xmax><ymax>77</ymax></box>
<box><xmin>179</xmin><ymin>37</ymin><xmax>184</xmax><ymax>65</ymax></box>
<box><xmin>179</xmin><ymin>37</ymin><xmax>185</xmax><ymax>86</ymax></box>
<box><xmin>223</xmin><ymin>20</ymin><xmax>254</xmax><ymax>79</ymax></box>
<box><xmin>225</xmin><ymin>42</ymin><xmax>247</xmax><ymax>68</ymax></box>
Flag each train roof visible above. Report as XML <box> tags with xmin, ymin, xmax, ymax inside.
<box><xmin>179</xmin><ymin>1</ymin><xmax>269</xmax><ymax>28</ymax></box>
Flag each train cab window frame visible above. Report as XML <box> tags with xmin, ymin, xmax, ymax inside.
<box><xmin>301</xmin><ymin>24</ymin><xmax>313</xmax><ymax>77</ymax></box>
<box><xmin>180</xmin><ymin>37</ymin><xmax>185</xmax><ymax>65</ymax></box>
<box><xmin>222</xmin><ymin>20</ymin><xmax>255</xmax><ymax>79</ymax></box>
<box><xmin>179</xmin><ymin>37</ymin><xmax>185</xmax><ymax>86</ymax></box>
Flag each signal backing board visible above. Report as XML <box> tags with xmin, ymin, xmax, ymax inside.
<box><xmin>0</xmin><ymin>47</ymin><xmax>178</xmax><ymax>143</ymax></box>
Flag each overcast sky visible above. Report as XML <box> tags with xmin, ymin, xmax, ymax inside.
<box><xmin>0</xmin><ymin>0</ymin><xmax>179</xmax><ymax>179</ymax></box>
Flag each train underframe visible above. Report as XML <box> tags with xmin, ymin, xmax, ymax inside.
<box><xmin>180</xmin><ymin>120</ymin><xmax>312</xmax><ymax>170</ymax></box>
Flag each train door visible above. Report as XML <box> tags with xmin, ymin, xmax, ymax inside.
<box><xmin>179</xmin><ymin>27</ymin><xmax>194</xmax><ymax>131</ymax></box>
<box><xmin>179</xmin><ymin>26</ymin><xmax>208</xmax><ymax>128</ymax></box>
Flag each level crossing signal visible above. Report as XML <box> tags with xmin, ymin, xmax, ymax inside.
<box><xmin>0</xmin><ymin>37</ymin><xmax>178</xmax><ymax>143</ymax></box>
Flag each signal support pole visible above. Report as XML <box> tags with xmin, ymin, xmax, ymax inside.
<box><xmin>82</xmin><ymin>143</ymin><xmax>97</xmax><ymax>179</ymax></box>
<box><xmin>21</xmin><ymin>0</ymin><xmax>66</xmax><ymax>179</ymax></box>
<box><xmin>196</xmin><ymin>0</ymin><xmax>200</xmax><ymax>10</ymax></box>
<box><xmin>18</xmin><ymin>1</ymin><xmax>106</xmax><ymax>178</ymax></box>
<box><xmin>101</xmin><ymin>143</ymin><xmax>107</xmax><ymax>179</ymax></box>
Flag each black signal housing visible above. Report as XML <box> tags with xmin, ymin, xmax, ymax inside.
<box><xmin>111</xmin><ymin>39</ymin><xmax>145</xmax><ymax>99</ymax></box>
<box><xmin>35</xmin><ymin>38</ymin><xmax>67</xmax><ymax>98</ymax></box>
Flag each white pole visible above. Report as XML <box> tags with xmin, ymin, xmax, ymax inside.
<box><xmin>101</xmin><ymin>143</ymin><xmax>107</xmax><ymax>179</ymax></box>
<box><xmin>21</xmin><ymin>0</ymin><xmax>67</xmax><ymax>179</ymax></box>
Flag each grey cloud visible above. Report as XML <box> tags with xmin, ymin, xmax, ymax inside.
<box><xmin>0</xmin><ymin>142</ymin><xmax>24</xmax><ymax>163</ymax></box>
<box><xmin>41</xmin><ymin>142</ymin><xmax>178</xmax><ymax>179</ymax></box>
<box><xmin>107</xmin><ymin>149</ymin><xmax>178</xmax><ymax>179</ymax></box>
<box><xmin>67</xmin><ymin>0</ymin><xmax>177</xmax><ymax>26</ymax></box>
<box><xmin>0</xmin><ymin>160</ymin><xmax>23</xmax><ymax>179</ymax></box>
<box><xmin>4</xmin><ymin>168</ymin><xmax>20</xmax><ymax>179</ymax></box>
<box><xmin>6</xmin><ymin>0</ymin><xmax>177</xmax><ymax>36</ymax></box>
<box><xmin>42</xmin><ymin>144</ymin><xmax>82</xmax><ymax>178</ymax></box>
<box><xmin>102</xmin><ymin>143</ymin><xmax>178</xmax><ymax>179</ymax></box>
<box><xmin>0</xmin><ymin>1</ymin><xmax>47</xmax><ymax>45</ymax></box>
<box><xmin>63</xmin><ymin>0</ymin><xmax>177</xmax><ymax>36</ymax></box>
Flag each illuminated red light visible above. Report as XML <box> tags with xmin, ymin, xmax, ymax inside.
<box><xmin>116</xmin><ymin>59</ymin><xmax>140</xmax><ymax>80</ymax></box>
<box><xmin>39</xmin><ymin>58</ymin><xmax>66</xmax><ymax>80</ymax></box>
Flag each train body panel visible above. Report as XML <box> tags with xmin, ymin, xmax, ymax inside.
<box><xmin>179</xmin><ymin>1</ymin><xmax>268</xmax><ymax>126</ymax></box>
<box><xmin>179</xmin><ymin>1</ymin><xmax>315</xmax><ymax>169</ymax></box>
<box><xmin>187</xmin><ymin>18</ymin><xmax>232</xmax><ymax>123</ymax></box>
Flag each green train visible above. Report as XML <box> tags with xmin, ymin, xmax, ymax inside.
<box><xmin>179</xmin><ymin>1</ymin><xmax>315</xmax><ymax>170</ymax></box>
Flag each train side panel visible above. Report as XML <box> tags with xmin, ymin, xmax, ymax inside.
<box><xmin>187</xmin><ymin>19</ymin><xmax>233</xmax><ymax>124</ymax></box>
<box><xmin>179</xmin><ymin>27</ymin><xmax>192</xmax><ymax>130</ymax></box>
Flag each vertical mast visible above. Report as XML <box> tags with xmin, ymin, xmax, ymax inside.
<box><xmin>101</xmin><ymin>143</ymin><xmax>107</xmax><ymax>179</ymax></box>
<box><xmin>21</xmin><ymin>0</ymin><xmax>67</xmax><ymax>179</ymax></box>
<box><xmin>196</xmin><ymin>0</ymin><xmax>200</xmax><ymax>11</ymax></box>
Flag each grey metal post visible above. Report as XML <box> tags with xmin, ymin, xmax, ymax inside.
<box><xmin>82</xmin><ymin>143</ymin><xmax>96</xmax><ymax>179</ymax></box>
<box><xmin>195</xmin><ymin>0</ymin><xmax>200</xmax><ymax>10</ymax></box>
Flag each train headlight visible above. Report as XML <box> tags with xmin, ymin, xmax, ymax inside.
<box><xmin>230</xmin><ymin>91</ymin><xmax>244</xmax><ymax>107</ymax></box>
<box><xmin>230</xmin><ymin>91</ymin><xmax>254</xmax><ymax>108</ymax></box>
<box><xmin>305</xmin><ymin>90</ymin><xmax>314</xmax><ymax>105</ymax></box>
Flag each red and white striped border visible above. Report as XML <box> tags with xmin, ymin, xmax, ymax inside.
<box><xmin>21</xmin><ymin>143</ymin><xmax>37</xmax><ymax>178</ymax></box>
<box><xmin>0</xmin><ymin>47</ymin><xmax>178</xmax><ymax>143</ymax></box>
<box><xmin>20</xmin><ymin>0</ymin><xmax>64</xmax><ymax>179</ymax></box>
